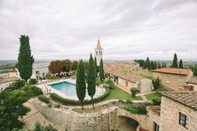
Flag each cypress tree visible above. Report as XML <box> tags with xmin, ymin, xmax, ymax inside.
<box><xmin>94</xmin><ymin>57</ymin><xmax>98</xmax><ymax>77</ymax></box>
<box><xmin>76</xmin><ymin>59</ymin><xmax>86</xmax><ymax>110</ymax></box>
<box><xmin>179</xmin><ymin>59</ymin><xmax>183</xmax><ymax>68</ymax></box>
<box><xmin>162</xmin><ymin>61</ymin><xmax>166</xmax><ymax>68</ymax></box>
<box><xmin>171</xmin><ymin>53</ymin><xmax>178</xmax><ymax>68</ymax></box>
<box><xmin>99</xmin><ymin>58</ymin><xmax>105</xmax><ymax>82</ymax></box>
<box><xmin>87</xmin><ymin>54</ymin><xmax>96</xmax><ymax>109</ymax></box>
<box><xmin>18</xmin><ymin>35</ymin><xmax>34</xmax><ymax>84</ymax></box>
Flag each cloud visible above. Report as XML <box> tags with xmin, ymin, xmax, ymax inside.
<box><xmin>0</xmin><ymin>0</ymin><xmax>197</xmax><ymax>61</ymax></box>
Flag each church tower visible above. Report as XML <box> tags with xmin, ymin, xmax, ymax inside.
<box><xmin>95</xmin><ymin>39</ymin><xmax>103</xmax><ymax>66</ymax></box>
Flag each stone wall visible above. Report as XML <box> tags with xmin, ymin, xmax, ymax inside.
<box><xmin>31</xmin><ymin>101</ymin><xmax>118</xmax><ymax>131</ymax></box>
<box><xmin>139</xmin><ymin>78</ymin><xmax>152</xmax><ymax>93</ymax></box>
<box><xmin>30</xmin><ymin>99</ymin><xmax>163</xmax><ymax>131</ymax></box>
<box><xmin>160</xmin><ymin>96</ymin><xmax>197</xmax><ymax>131</ymax></box>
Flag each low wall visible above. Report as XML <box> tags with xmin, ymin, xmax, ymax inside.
<box><xmin>31</xmin><ymin>100</ymin><xmax>118</xmax><ymax>131</ymax></box>
<box><xmin>30</xmin><ymin>99</ymin><xmax>160</xmax><ymax>131</ymax></box>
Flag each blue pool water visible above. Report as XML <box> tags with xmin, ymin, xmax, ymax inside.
<box><xmin>50</xmin><ymin>82</ymin><xmax>76</xmax><ymax>96</ymax></box>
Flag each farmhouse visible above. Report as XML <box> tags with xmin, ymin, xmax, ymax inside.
<box><xmin>152</xmin><ymin>68</ymin><xmax>193</xmax><ymax>91</ymax></box>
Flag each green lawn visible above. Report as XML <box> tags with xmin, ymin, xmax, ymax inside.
<box><xmin>145</xmin><ymin>93</ymin><xmax>161</xmax><ymax>100</ymax></box>
<box><xmin>104</xmin><ymin>86</ymin><xmax>142</xmax><ymax>101</ymax></box>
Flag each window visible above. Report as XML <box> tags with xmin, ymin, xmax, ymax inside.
<box><xmin>166</xmin><ymin>76</ymin><xmax>170</xmax><ymax>83</ymax></box>
<box><xmin>126</xmin><ymin>81</ymin><xmax>128</xmax><ymax>86</ymax></box>
<box><xmin>189</xmin><ymin>86</ymin><xmax>194</xmax><ymax>91</ymax></box>
<box><xmin>178</xmin><ymin>78</ymin><xmax>184</xmax><ymax>85</ymax></box>
<box><xmin>154</xmin><ymin>122</ymin><xmax>159</xmax><ymax>131</ymax></box>
<box><xmin>179</xmin><ymin>112</ymin><xmax>189</xmax><ymax>129</ymax></box>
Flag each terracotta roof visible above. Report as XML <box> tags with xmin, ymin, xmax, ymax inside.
<box><xmin>104</xmin><ymin>64</ymin><xmax>143</xmax><ymax>83</ymax></box>
<box><xmin>96</xmin><ymin>39</ymin><xmax>102</xmax><ymax>49</ymax></box>
<box><xmin>186</xmin><ymin>76</ymin><xmax>197</xmax><ymax>84</ymax></box>
<box><xmin>161</xmin><ymin>91</ymin><xmax>197</xmax><ymax>110</ymax></box>
<box><xmin>152</xmin><ymin>68</ymin><xmax>192</xmax><ymax>75</ymax></box>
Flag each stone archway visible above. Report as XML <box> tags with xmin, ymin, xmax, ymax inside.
<box><xmin>117</xmin><ymin>116</ymin><xmax>139</xmax><ymax>131</ymax></box>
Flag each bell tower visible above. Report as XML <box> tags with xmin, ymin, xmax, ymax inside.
<box><xmin>95</xmin><ymin>39</ymin><xmax>103</xmax><ymax>66</ymax></box>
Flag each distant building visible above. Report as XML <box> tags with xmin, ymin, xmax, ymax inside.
<box><xmin>95</xmin><ymin>39</ymin><xmax>103</xmax><ymax>66</ymax></box>
<box><xmin>152</xmin><ymin>68</ymin><xmax>193</xmax><ymax>91</ymax></box>
<box><xmin>185</xmin><ymin>76</ymin><xmax>197</xmax><ymax>91</ymax></box>
<box><xmin>8</xmin><ymin>67</ymin><xmax>18</xmax><ymax>77</ymax></box>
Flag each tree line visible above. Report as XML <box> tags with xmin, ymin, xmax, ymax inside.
<box><xmin>135</xmin><ymin>53</ymin><xmax>185</xmax><ymax>70</ymax></box>
<box><xmin>135</xmin><ymin>57</ymin><xmax>167</xmax><ymax>70</ymax></box>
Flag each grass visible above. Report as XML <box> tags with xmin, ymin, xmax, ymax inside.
<box><xmin>145</xmin><ymin>93</ymin><xmax>162</xmax><ymax>100</ymax></box>
<box><xmin>104</xmin><ymin>86</ymin><xmax>142</xmax><ymax>101</ymax></box>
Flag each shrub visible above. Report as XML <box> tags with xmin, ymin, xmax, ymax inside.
<box><xmin>38</xmin><ymin>95</ymin><xmax>50</xmax><ymax>103</ymax></box>
<box><xmin>4</xmin><ymin>80</ymin><xmax>25</xmax><ymax>92</ymax></box>
<box><xmin>48</xmin><ymin>103</ymin><xmax>52</xmax><ymax>108</ymax></box>
<box><xmin>152</xmin><ymin>97</ymin><xmax>161</xmax><ymax>105</ymax></box>
<box><xmin>130</xmin><ymin>88</ymin><xmax>138</xmax><ymax>97</ymax></box>
<box><xmin>105</xmin><ymin>79</ymin><xmax>114</xmax><ymax>89</ymax></box>
<box><xmin>126</xmin><ymin>99</ymin><xmax>132</xmax><ymax>104</ymax></box>
<box><xmin>46</xmin><ymin>73</ymin><xmax>57</xmax><ymax>79</ymax></box>
<box><xmin>54</xmin><ymin>103</ymin><xmax>61</xmax><ymax>108</ymax></box>
<box><xmin>29</xmin><ymin>78</ymin><xmax>38</xmax><ymax>85</ymax></box>
<box><xmin>30</xmin><ymin>86</ymin><xmax>42</xmax><ymax>96</ymax></box>
<box><xmin>125</xmin><ymin>104</ymin><xmax>147</xmax><ymax>114</ymax></box>
<box><xmin>16</xmin><ymin>79</ymin><xmax>25</xmax><ymax>87</ymax></box>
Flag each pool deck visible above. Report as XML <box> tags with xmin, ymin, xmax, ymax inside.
<box><xmin>37</xmin><ymin>78</ymin><xmax>106</xmax><ymax>100</ymax></box>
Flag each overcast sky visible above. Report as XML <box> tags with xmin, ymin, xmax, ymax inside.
<box><xmin>0</xmin><ymin>0</ymin><xmax>197</xmax><ymax>61</ymax></box>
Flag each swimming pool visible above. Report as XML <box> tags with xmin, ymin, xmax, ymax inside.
<box><xmin>49</xmin><ymin>82</ymin><xmax>76</xmax><ymax>96</ymax></box>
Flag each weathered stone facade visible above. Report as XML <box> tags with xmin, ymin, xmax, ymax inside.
<box><xmin>30</xmin><ymin>98</ymin><xmax>162</xmax><ymax>131</ymax></box>
<box><xmin>160</xmin><ymin>96</ymin><xmax>197</xmax><ymax>131</ymax></box>
<box><xmin>118</xmin><ymin>77</ymin><xmax>152</xmax><ymax>93</ymax></box>
<box><xmin>31</xmin><ymin>101</ymin><xmax>118</xmax><ymax>131</ymax></box>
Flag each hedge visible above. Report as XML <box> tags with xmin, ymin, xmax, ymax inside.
<box><xmin>152</xmin><ymin>97</ymin><xmax>161</xmax><ymax>105</ymax></box>
<box><xmin>51</xmin><ymin>87</ymin><xmax>110</xmax><ymax>105</ymax></box>
<box><xmin>38</xmin><ymin>95</ymin><xmax>50</xmax><ymax>103</ymax></box>
<box><xmin>125</xmin><ymin>104</ymin><xmax>147</xmax><ymax>114</ymax></box>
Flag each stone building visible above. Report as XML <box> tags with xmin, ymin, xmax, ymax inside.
<box><xmin>95</xmin><ymin>39</ymin><xmax>103</xmax><ymax>66</ymax></box>
<box><xmin>152</xmin><ymin>68</ymin><xmax>193</xmax><ymax>91</ymax></box>
<box><xmin>104</xmin><ymin>62</ymin><xmax>152</xmax><ymax>93</ymax></box>
<box><xmin>159</xmin><ymin>91</ymin><xmax>197</xmax><ymax>131</ymax></box>
<box><xmin>185</xmin><ymin>76</ymin><xmax>197</xmax><ymax>91</ymax></box>
<box><xmin>8</xmin><ymin>67</ymin><xmax>18</xmax><ymax>77</ymax></box>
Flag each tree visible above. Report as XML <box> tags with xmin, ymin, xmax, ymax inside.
<box><xmin>157</xmin><ymin>62</ymin><xmax>161</xmax><ymax>69</ymax></box>
<box><xmin>83</xmin><ymin>61</ymin><xmax>89</xmax><ymax>70</ymax></box>
<box><xmin>0</xmin><ymin>90</ymin><xmax>30</xmax><ymax>130</ymax></box>
<box><xmin>105</xmin><ymin>79</ymin><xmax>114</xmax><ymax>89</ymax></box>
<box><xmin>171</xmin><ymin>53</ymin><xmax>178</xmax><ymax>68</ymax></box>
<box><xmin>48</xmin><ymin>60</ymin><xmax>63</xmax><ymax>75</ymax></box>
<box><xmin>134</xmin><ymin>59</ymin><xmax>145</xmax><ymax>67</ymax></box>
<box><xmin>94</xmin><ymin>57</ymin><xmax>98</xmax><ymax>77</ymax></box>
<box><xmin>71</xmin><ymin>61</ymin><xmax>78</xmax><ymax>70</ymax></box>
<box><xmin>179</xmin><ymin>59</ymin><xmax>183</xmax><ymax>68</ymax></box>
<box><xmin>130</xmin><ymin>87</ymin><xmax>138</xmax><ymax>97</ymax></box>
<box><xmin>193</xmin><ymin>64</ymin><xmax>197</xmax><ymax>76</ymax></box>
<box><xmin>99</xmin><ymin>58</ymin><xmax>105</xmax><ymax>82</ymax></box>
<box><xmin>17</xmin><ymin>35</ymin><xmax>34</xmax><ymax>84</ymax></box>
<box><xmin>152</xmin><ymin>77</ymin><xmax>162</xmax><ymax>90</ymax></box>
<box><xmin>62</xmin><ymin>59</ymin><xmax>72</xmax><ymax>74</ymax></box>
<box><xmin>161</xmin><ymin>61</ymin><xmax>166</xmax><ymax>68</ymax></box>
<box><xmin>87</xmin><ymin>54</ymin><xmax>96</xmax><ymax>109</ymax></box>
<box><xmin>76</xmin><ymin>59</ymin><xmax>86</xmax><ymax>110</ymax></box>
<box><xmin>143</xmin><ymin>57</ymin><xmax>150</xmax><ymax>69</ymax></box>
